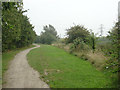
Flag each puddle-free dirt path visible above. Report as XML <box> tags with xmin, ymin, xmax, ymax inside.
<box><xmin>3</xmin><ymin>44</ymin><xmax>49</xmax><ymax>88</ymax></box>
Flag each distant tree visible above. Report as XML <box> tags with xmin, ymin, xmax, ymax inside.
<box><xmin>43</xmin><ymin>25</ymin><xmax>57</xmax><ymax>36</ymax></box>
<box><xmin>66</xmin><ymin>25</ymin><xmax>90</xmax><ymax>44</ymax></box>
<box><xmin>38</xmin><ymin>25</ymin><xmax>58</xmax><ymax>44</ymax></box>
<box><xmin>34</xmin><ymin>36</ymin><xmax>41</xmax><ymax>43</ymax></box>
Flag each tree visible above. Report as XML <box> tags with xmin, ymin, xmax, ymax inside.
<box><xmin>88</xmin><ymin>30</ymin><xmax>99</xmax><ymax>53</ymax></box>
<box><xmin>2</xmin><ymin>2</ymin><xmax>36</xmax><ymax>52</ymax></box>
<box><xmin>90</xmin><ymin>32</ymin><xmax>96</xmax><ymax>53</ymax></box>
<box><xmin>66</xmin><ymin>25</ymin><xmax>90</xmax><ymax>44</ymax></box>
<box><xmin>38</xmin><ymin>25</ymin><xmax>58</xmax><ymax>44</ymax></box>
<box><xmin>107</xmin><ymin>23</ymin><xmax>118</xmax><ymax>59</ymax></box>
<box><xmin>34</xmin><ymin>36</ymin><xmax>41</xmax><ymax>43</ymax></box>
<box><xmin>106</xmin><ymin>22</ymin><xmax>119</xmax><ymax>73</ymax></box>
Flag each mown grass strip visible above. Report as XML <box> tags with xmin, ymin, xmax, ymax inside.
<box><xmin>27</xmin><ymin>45</ymin><xmax>113</xmax><ymax>88</ymax></box>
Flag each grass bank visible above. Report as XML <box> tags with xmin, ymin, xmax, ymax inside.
<box><xmin>53</xmin><ymin>43</ymin><xmax>109</xmax><ymax>70</ymax></box>
<box><xmin>27</xmin><ymin>45</ymin><xmax>113</xmax><ymax>88</ymax></box>
<box><xmin>2</xmin><ymin>45</ymin><xmax>35</xmax><ymax>77</ymax></box>
<box><xmin>0</xmin><ymin>54</ymin><xmax>1</xmax><ymax>85</ymax></box>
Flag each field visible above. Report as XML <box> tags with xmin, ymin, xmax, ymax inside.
<box><xmin>27</xmin><ymin>45</ymin><xmax>113</xmax><ymax>88</ymax></box>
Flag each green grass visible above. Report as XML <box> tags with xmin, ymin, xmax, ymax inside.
<box><xmin>2</xmin><ymin>45</ymin><xmax>35</xmax><ymax>77</ymax></box>
<box><xmin>0</xmin><ymin>54</ymin><xmax>1</xmax><ymax>85</ymax></box>
<box><xmin>27</xmin><ymin>45</ymin><xmax>113</xmax><ymax>88</ymax></box>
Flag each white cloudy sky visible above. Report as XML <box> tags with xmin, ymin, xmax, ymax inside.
<box><xmin>23</xmin><ymin>0</ymin><xmax>119</xmax><ymax>38</ymax></box>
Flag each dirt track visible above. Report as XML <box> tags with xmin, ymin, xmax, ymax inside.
<box><xmin>3</xmin><ymin>44</ymin><xmax>49</xmax><ymax>88</ymax></box>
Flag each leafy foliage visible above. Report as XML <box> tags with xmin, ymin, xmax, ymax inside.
<box><xmin>70</xmin><ymin>37</ymin><xmax>90</xmax><ymax>52</ymax></box>
<box><xmin>66</xmin><ymin>25</ymin><xmax>90</xmax><ymax>44</ymax></box>
<box><xmin>66</xmin><ymin>25</ymin><xmax>98</xmax><ymax>53</ymax></box>
<box><xmin>105</xmin><ymin>22</ymin><xmax>119</xmax><ymax>73</ymax></box>
<box><xmin>88</xmin><ymin>32</ymin><xmax>97</xmax><ymax>53</ymax></box>
<box><xmin>35</xmin><ymin>25</ymin><xmax>58</xmax><ymax>44</ymax></box>
<box><xmin>2</xmin><ymin>2</ymin><xmax>36</xmax><ymax>52</ymax></box>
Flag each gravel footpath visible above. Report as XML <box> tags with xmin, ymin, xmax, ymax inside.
<box><xmin>3</xmin><ymin>44</ymin><xmax>49</xmax><ymax>88</ymax></box>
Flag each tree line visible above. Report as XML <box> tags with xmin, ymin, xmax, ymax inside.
<box><xmin>2</xmin><ymin>2</ymin><xmax>36</xmax><ymax>52</ymax></box>
<box><xmin>36</xmin><ymin>23</ymin><xmax>119</xmax><ymax>74</ymax></box>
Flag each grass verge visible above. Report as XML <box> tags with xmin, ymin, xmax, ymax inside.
<box><xmin>27</xmin><ymin>45</ymin><xmax>113</xmax><ymax>88</ymax></box>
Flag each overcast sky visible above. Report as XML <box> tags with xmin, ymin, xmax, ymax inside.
<box><xmin>23</xmin><ymin>0</ymin><xmax>119</xmax><ymax>38</ymax></box>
